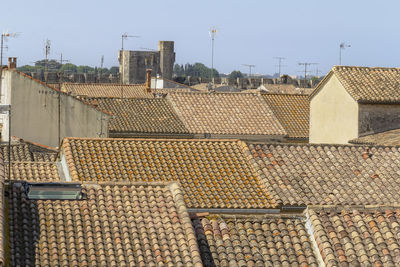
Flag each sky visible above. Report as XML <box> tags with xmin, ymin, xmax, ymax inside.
<box><xmin>1</xmin><ymin>0</ymin><xmax>400</xmax><ymax>77</ymax></box>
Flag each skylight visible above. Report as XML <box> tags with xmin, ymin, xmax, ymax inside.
<box><xmin>25</xmin><ymin>183</ymin><xmax>83</xmax><ymax>200</ymax></box>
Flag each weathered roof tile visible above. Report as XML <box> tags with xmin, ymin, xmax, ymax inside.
<box><xmin>193</xmin><ymin>214</ymin><xmax>319</xmax><ymax>266</ymax></box>
<box><xmin>167</xmin><ymin>92</ymin><xmax>286</xmax><ymax>136</ymax></box>
<box><xmin>62</xmin><ymin>83</ymin><xmax>153</xmax><ymax>98</ymax></box>
<box><xmin>309</xmin><ymin>208</ymin><xmax>400</xmax><ymax>266</ymax></box>
<box><xmin>262</xmin><ymin>93</ymin><xmax>309</xmax><ymax>139</ymax></box>
<box><xmin>61</xmin><ymin>137</ymin><xmax>275</xmax><ymax>209</ymax></box>
<box><xmin>6</xmin><ymin>181</ymin><xmax>203</xmax><ymax>266</ymax></box>
<box><xmin>82</xmin><ymin>97</ymin><xmax>189</xmax><ymax>134</ymax></box>
<box><xmin>247</xmin><ymin>143</ymin><xmax>400</xmax><ymax>206</ymax></box>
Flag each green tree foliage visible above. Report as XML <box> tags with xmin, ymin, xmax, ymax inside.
<box><xmin>173</xmin><ymin>63</ymin><xmax>219</xmax><ymax>78</ymax></box>
<box><xmin>59</xmin><ymin>63</ymin><xmax>78</xmax><ymax>73</ymax></box>
<box><xmin>229</xmin><ymin>70</ymin><xmax>243</xmax><ymax>79</ymax></box>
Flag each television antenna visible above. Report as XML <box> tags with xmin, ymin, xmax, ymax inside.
<box><xmin>121</xmin><ymin>33</ymin><xmax>140</xmax><ymax>50</ymax></box>
<box><xmin>273</xmin><ymin>57</ymin><xmax>286</xmax><ymax>77</ymax></box>
<box><xmin>298</xmin><ymin>62</ymin><xmax>318</xmax><ymax>87</ymax></box>
<box><xmin>339</xmin><ymin>42</ymin><xmax>350</xmax><ymax>65</ymax></box>
<box><xmin>242</xmin><ymin>64</ymin><xmax>255</xmax><ymax>77</ymax></box>
<box><xmin>209</xmin><ymin>26</ymin><xmax>218</xmax><ymax>88</ymax></box>
<box><xmin>44</xmin><ymin>39</ymin><xmax>51</xmax><ymax>73</ymax></box>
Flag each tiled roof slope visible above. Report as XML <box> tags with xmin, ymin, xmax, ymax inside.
<box><xmin>247</xmin><ymin>143</ymin><xmax>400</xmax><ymax>206</ymax></box>
<box><xmin>62</xmin><ymin>83</ymin><xmax>154</xmax><ymax>98</ymax></box>
<box><xmin>6</xmin><ymin>181</ymin><xmax>203</xmax><ymax>266</ymax></box>
<box><xmin>82</xmin><ymin>97</ymin><xmax>189</xmax><ymax>134</ymax></box>
<box><xmin>61</xmin><ymin>138</ymin><xmax>275</xmax><ymax>209</ymax></box>
<box><xmin>193</xmin><ymin>214</ymin><xmax>319</xmax><ymax>267</ymax></box>
<box><xmin>318</xmin><ymin>66</ymin><xmax>400</xmax><ymax>103</ymax></box>
<box><xmin>262</xmin><ymin>94</ymin><xmax>309</xmax><ymax>139</ymax></box>
<box><xmin>309</xmin><ymin>208</ymin><xmax>400</xmax><ymax>266</ymax></box>
<box><xmin>0</xmin><ymin>151</ymin><xmax>5</xmax><ymax>265</ymax></box>
<box><xmin>167</xmin><ymin>92</ymin><xmax>286</xmax><ymax>136</ymax></box>
<box><xmin>10</xmin><ymin>162</ymin><xmax>60</xmax><ymax>181</ymax></box>
<box><xmin>1</xmin><ymin>143</ymin><xmax>57</xmax><ymax>162</ymax></box>
<box><xmin>350</xmin><ymin>128</ymin><xmax>400</xmax><ymax>146</ymax></box>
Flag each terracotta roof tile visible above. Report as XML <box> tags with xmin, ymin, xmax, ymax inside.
<box><xmin>193</xmin><ymin>214</ymin><xmax>319</xmax><ymax>266</ymax></box>
<box><xmin>61</xmin><ymin>137</ymin><xmax>275</xmax><ymax>209</ymax></box>
<box><xmin>319</xmin><ymin>66</ymin><xmax>400</xmax><ymax>103</ymax></box>
<box><xmin>309</xmin><ymin>208</ymin><xmax>400</xmax><ymax>266</ymax></box>
<box><xmin>247</xmin><ymin>143</ymin><xmax>400</xmax><ymax>206</ymax></box>
<box><xmin>262</xmin><ymin>93</ymin><xmax>309</xmax><ymax>139</ymax></box>
<box><xmin>10</xmin><ymin>161</ymin><xmax>60</xmax><ymax>181</ymax></box>
<box><xmin>349</xmin><ymin>128</ymin><xmax>400</xmax><ymax>146</ymax></box>
<box><xmin>62</xmin><ymin>83</ymin><xmax>154</xmax><ymax>98</ymax></box>
<box><xmin>6</xmin><ymin>181</ymin><xmax>203</xmax><ymax>266</ymax></box>
<box><xmin>1</xmin><ymin>140</ymin><xmax>57</xmax><ymax>162</ymax></box>
<box><xmin>167</xmin><ymin>92</ymin><xmax>286</xmax><ymax>136</ymax></box>
<box><xmin>82</xmin><ymin>97</ymin><xmax>188</xmax><ymax>134</ymax></box>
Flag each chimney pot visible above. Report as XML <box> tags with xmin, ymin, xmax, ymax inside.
<box><xmin>8</xmin><ymin>57</ymin><xmax>17</xmax><ymax>69</ymax></box>
<box><xmin>146</xmin><ymin>69</ymin><xmax>152</xmax><ymax>92</ymax></box>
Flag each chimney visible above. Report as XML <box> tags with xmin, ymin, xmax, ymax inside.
<box><xmin>8</xmin><ymin>57</ymin><xmax>17</xmax><ymax>69</ymax></box>
<box><xmin>145</xmin><ymin>69</ymin><xmax>152</xmax><ymax>92</ymax></box>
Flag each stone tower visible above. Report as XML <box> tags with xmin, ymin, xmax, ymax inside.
<box><xmin>158</xmin><ymin>41</ymin><xmax>175</xmax><ymax>80</ymax></box>
<box><xmin>119</xmin><ymin>41</ymin><xmax>175</xmax><ymax>84</ymax></box>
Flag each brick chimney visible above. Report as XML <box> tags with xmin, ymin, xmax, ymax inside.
<box><xmin>8</xmin><ymin>57</ymin><xmax>17</xmax><ymax>69</ymax></box>
<box><xmin>145</xmin><ymin>69</ymin><xmax>152</xmax><ymax>92</ymax></box>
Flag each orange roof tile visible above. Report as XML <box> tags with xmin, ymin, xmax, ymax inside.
<box><xmin>167</xmin><ymin>92</ymin><xmax>286</xmax><ymax>136</ymax></box>
<box><xmin>262</xmin><ymin>93</ymin><xmax>309</xmax><ymax>139</ymax></box>
<box><xmin>62</xmin><ymin>83</ymin><xmax>153</xmax><ymax>98</ymax></box>
<box><xmin>61</xmin><ymin>137</ymin><xmax>276</xmax><ymax>209</ymax></box>
<box><xmin>6</xmin><ymin>181</ymin><xmax>203</xmax><ymax>266</ymax></box>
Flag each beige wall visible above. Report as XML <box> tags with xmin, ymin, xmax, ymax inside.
<box><xmin>1</xmin><ymin>70</ymin><xmax>109</xmax><ymax>147</ymax></box>
<box><xmin>310</xmin><ymin>74</ymin><xmax>358</xmax><ymax>144</ymax></box>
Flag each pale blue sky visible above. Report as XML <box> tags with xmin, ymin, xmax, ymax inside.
<box><xmin>1</xmin><ymin>0</ymin><xmax>399</xmax><ymax>76</ymax></box>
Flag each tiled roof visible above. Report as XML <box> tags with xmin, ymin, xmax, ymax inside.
<box><xmin>62</xmin><ymin>83</ymin><xmax>154</xmax><ymax>98</ymax></box>
<box><xmin>350</xmin><ymin>128</ymin><xmax>400</xmax><ymax>146</ymax></box>
<box><xmin>262</xmin><ymin>93</ymin><xmax>309</xmax><ymax>139</ymax></box>
<box><xmin>246</xmin><ymin>143</ymin><xmax>400</xmax><ymax>206</ymax></box>
<box><xmin>167</xmin><ymin>92</ymin><xmax>286</xmax><ymax>136</ymax></box>
<box><xmin>10</xmin><ymin>161</ymin><xmax>60</xmax><ymax>181</ymax></box>
<box><xmin>313</xmin><ymin>66</ymin><xmax>400</xmax><ymax>103</ymax></box>
<box><xmin>193</xmin><ymin>214</ymin><xmax>319</xmax><ymax>267</ymax></box>
<box><xmin>1</xmin><ymin>141</ymin><xmax>57</xmax><ymax>162</ymax></box>
<box><xmin>1</xmin><ymin>144</ymin><xmax>32</xmax><ymax>161</ymax></box>
<box><xmin>309</xmin><ymin>208</ymin><xmax>400</xmax><ymax>266</ymax></box>
<box><xmin>6</xmin><ymin>181</ymin><xmax>203</xmax><ymax>266</ymax></box>
<box><xmin>61</xmin><ymin>138</ymin><xmax>275</xmax><ymax>209</ymax></box>
<box><xmin>82</xmin><ymin>97</ymin><xmax>189</xmax><ymax>134</ymax></box>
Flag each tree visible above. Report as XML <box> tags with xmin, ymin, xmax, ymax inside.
<box><xmin>60</xmin><ymin>63</ymin><xmax>78</xmax><ymax>73</ymax></box>
<box><xmin>229</xmin><ymin>70</ymin><xmax>243</xmax><ymax>79</ymax></box>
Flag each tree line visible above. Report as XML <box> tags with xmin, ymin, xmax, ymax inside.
<box><xmin>17</xmin><ymin>60</ymin><xmax>119</xmax><ymax>75</ymax></box>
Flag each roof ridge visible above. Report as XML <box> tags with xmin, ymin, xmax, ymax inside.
<box><xmin>63</xmin><ymin>137</ymin><xmax>241</xmax><ymax>142</ymax></box>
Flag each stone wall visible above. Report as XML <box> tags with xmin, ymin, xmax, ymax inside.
<box><xmin>358</xmin><ymin>104</ymin><xmax>400</xmax><ymax>136</ymax></box>
<box><xmin>119</xmin><ymin>41</ymin><xmax>175</xmax><ymax>85</ymax></box>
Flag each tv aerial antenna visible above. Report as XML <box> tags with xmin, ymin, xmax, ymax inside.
<box><xmin>242</xmin><ymin>64</ymin><xmax>255</xmax><ymax>77</ymax></box>
<box><xmin>121</xmin><ymin>33</ymin><xmax>140</xmax><ymax>50</ymax></box>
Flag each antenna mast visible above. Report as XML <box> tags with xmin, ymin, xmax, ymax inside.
<box><xmin>298</xmin><ymin>62</ymin><xmax>318</xmax><ymax>87</ymax></box>
<box><xmin>44</xmin><ymin>39</ymin><xmax>51</xmax><ymax>74</ymax></box>
<box><xmin>121</xmin><ymin>33</ymin><xmax>140</xmax><ymax>51</ymax></box>
<box><xmin>242</xmin><ymin>64</ymin><xmax>255</xmax><ymax>77</ymax></box>
<box><xmin>273</xmin><ymin>57</ymin><xmax>286</xmax><ymax>77</ymax></box>
<box><xmin>209</xmin><ymin>26</ymin><xmax>218</xmax><ymax>88</ymax></box>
